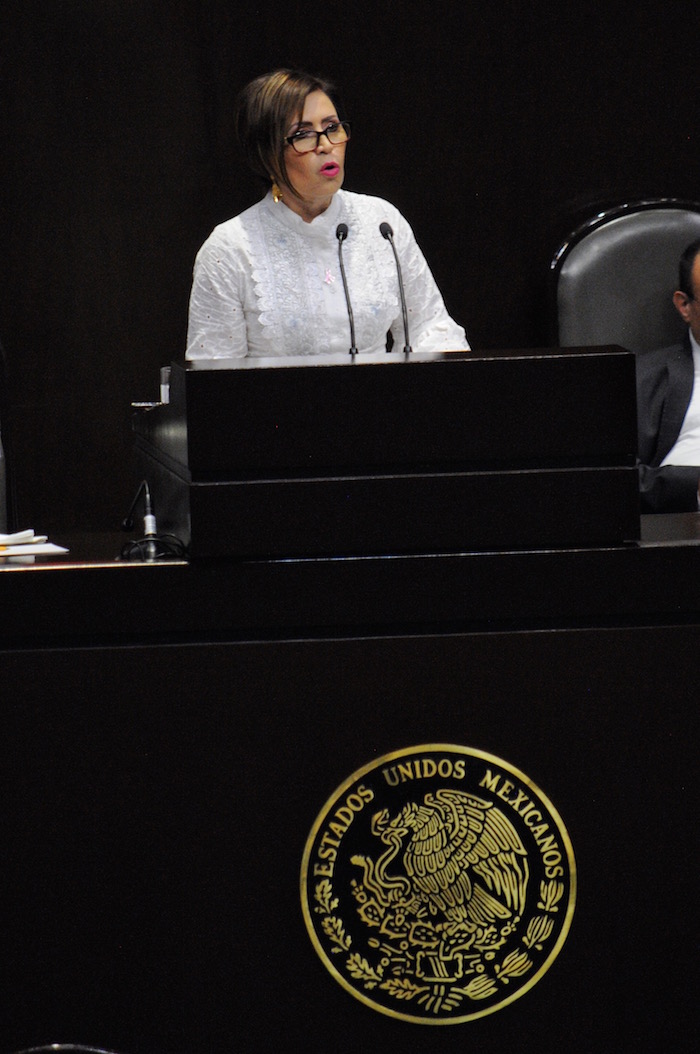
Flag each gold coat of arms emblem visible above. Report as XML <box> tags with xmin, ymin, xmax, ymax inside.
<box><xmin>301</xmin><ymin>744</ymin><xmax>576</xmax><ymax>1023</ymax></box>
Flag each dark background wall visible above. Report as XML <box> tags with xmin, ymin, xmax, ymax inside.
<box><xmin>1</xmin><ymin>0</ymin><xmax>699</xmax><ymax>534</ymax></box>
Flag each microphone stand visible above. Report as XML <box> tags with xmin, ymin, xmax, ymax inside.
<box><xmin>380</xmin><ymin>222</ymin><xmax>412</xmax><ymax>359</ymax></box>
<box><xmin>121</xmin><ymin>479</ymin><xmax>186</xmax><ymax>561</ymax></box>
<box><xmin>336</xmin><ymin>223</ymin><xmax>358</xmax><ymax>358</ymax></box>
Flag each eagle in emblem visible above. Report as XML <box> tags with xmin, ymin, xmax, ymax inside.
<box><xmin>354</xmin><ymin>789</ymin><xmax>529</xmax><ymax>930</ymax></box>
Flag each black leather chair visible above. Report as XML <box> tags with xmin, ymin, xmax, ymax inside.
<box><xmin>550</xmin><ymin>198</ymin><xmax>700</xmax><ymax>352</ymax></box>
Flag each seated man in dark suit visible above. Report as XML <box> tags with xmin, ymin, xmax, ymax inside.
<box><xmin>637</xmin><ymin>237</ymin><xmax>700</xmax><ymax>511</ymax></box>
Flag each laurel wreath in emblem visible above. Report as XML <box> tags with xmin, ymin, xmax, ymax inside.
<box><xmin>312</xmin><ymin>788</ymin><xmax>567</xmax><ymax>1017</ymax></box>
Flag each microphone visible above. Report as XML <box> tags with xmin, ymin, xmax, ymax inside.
<box><xmin>336</xmin><ymin>223</ymin><xmax>358</xmax><ymax>358</ymax></box>
<box><xmin>380</xmin><ymin>221</ymin><xmax>412</xmax><ymax>357</ymax></box>
<box><xmin>142</xmin><ymin>483</ymin><xmax>158</xmax><ymax>561</ymax></box>
<box><xmin>121</xmin><ymin>479</ymin><xmax>158</xmax><ymax>560</ymax></box>
<box><xmin>120</xmin><ymin>479</ymin><xmax>186</xmax><ymax>561</ymax></box>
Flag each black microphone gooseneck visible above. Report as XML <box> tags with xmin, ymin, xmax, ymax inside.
<box><xmin>335</xmin><ymin>223</ymin><xmax>358</xmax><ymax>358</ymax></box>
<box><xmin>380</xmin><ymin>221</ymin><xmax>412</xmax><ymax>358</ymax></box>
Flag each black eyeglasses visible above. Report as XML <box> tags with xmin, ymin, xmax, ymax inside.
<box><xmin>285</xmin><ymin>121</ymin><xmax>351</xmax><ymax>154</ymax></box>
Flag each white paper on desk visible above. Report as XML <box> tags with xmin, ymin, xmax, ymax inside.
<box><xmin>0</xmin><ymin>529</ymin><xmax>38</xmax><ymax>545</ymax></box>
<box><xmin>0</xmin><ymin>542</ymin><xmax>68</xmax><ymax>556</ymax></box>
<box><xmin>0</xmin><ymin>529</ymin><xmax>49</xmax><ymax>544</ymax></box>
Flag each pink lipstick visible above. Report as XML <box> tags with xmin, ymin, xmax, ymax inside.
<box><xmin>320</xmin><ymin>161</ymin><xmax>340</xmax><ymax>178</ymax></box>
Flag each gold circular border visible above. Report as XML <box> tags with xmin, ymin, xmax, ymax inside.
<box><xmin>300</xmin><ymin>743</ymin><xmax>577</xmax><ymax>1024</ymax></box>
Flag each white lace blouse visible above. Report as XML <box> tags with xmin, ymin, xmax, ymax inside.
<box><xmin>186</xmin><ymin>189</ymin><xmax>468</xmax><ymax>360</ymax></box>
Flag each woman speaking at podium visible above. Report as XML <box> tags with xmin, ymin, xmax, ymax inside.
<box><xmin>186</xmin><ymin>68</ymin><xmax>468</xmax><ymax>361</ymax></box>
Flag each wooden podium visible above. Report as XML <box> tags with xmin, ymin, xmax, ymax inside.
<box><xmin>7</xmin><ymin>350</ymin><xmax>700</xmax><ymax>1054</ymax></box>
<box><xmin>133</xmin><ymin>347</ymin><xmax>640</xmax><ymax>557</ymax></box>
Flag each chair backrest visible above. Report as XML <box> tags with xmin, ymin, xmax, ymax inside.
<box><xmin>551</xmin><ymin>198</ymin><xmax>700</xmax><ymax>352</ymax></box>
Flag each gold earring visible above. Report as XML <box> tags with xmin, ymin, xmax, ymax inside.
<box><xmin>271</xmin><ymin>182</ymin><xmax>283</xmax><ymax>203</ymax></box>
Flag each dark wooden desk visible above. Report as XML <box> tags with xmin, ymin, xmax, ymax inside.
<box><xmin>1</xmin><ymin>521</ymin><xmax>698</xmax><ymax>1053</ymax></box>
<box><xmin>2</xmin><ymin>517</ymin><xmax>700</xmax><ymax>646</ymax></box>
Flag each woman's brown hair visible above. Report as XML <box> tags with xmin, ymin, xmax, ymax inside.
<box><xmin>235</xmin><ymin>69</ymin><xmax>341</xmax><ymax>197</ymax></box>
